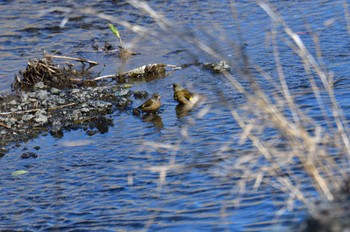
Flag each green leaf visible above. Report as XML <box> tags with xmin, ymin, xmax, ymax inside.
<box><xmin>108</xmin><ymin>23</ymin><xmax>121</xmax><ymax>40</ymax></box>
<box><xmin>12</xmin><ymin>170</ymin><xmax>28</xmax><ymax>176</ymax></box>
<box><xmin>108</xmin><ymin>23</ymin><xmax>123</xmax><ymax>46</ymax></box>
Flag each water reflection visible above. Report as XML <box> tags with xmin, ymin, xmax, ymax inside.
<box><xmin>175</xmin><ymin>104</ymin><xmax>192</xmax><ymax>118</ymax></box>
<box><xmin>175</xmin><ymin>94</ymin><xmax>203</xmax><ymax>119</ymax></box>
<box><xmin>141</xmin><ymin>114</ymin><xmax>164</xmax><ymax>130</ymax></box>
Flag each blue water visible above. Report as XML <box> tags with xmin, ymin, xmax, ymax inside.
<box><xmin>1</xmin><ymin>0</ymin><xmax>350</xmax><ymax>231</ymax></box>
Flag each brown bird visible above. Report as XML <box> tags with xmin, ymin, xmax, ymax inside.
<box><xmin>173</xmin><ymin>83</ymin><xmax>194</xmax><ymax>105</ymax></box>
<box><xmin>133</xmin><ymin>93</ymin><xmax>161</xmax><ymax>115</ymax></box>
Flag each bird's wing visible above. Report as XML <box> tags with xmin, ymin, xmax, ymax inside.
<box><xmin>139</xmin><ymin>99</ymin><xmax>153</xmax><ymax>109</ymax></box>
<box><xmin>183</xmin><ymin>90</ymin><xmax>193</xmax><ymax>100</ymax></box>
<box><xmin>176</xmin><ymin>91</ymin><xmax>192</xmax><ymax>103</ymax></box>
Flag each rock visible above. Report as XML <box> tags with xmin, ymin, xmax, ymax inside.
<box><xmin>50</xmin><ymin>87</ymin><xmax>61</xmax><ymax>95</ymax></box>
<box><xmin>9</xmin><ymin>100</ymin><xmax>17</xmax><ymax>106</ymax></box>
<box><xmin>21</xmin><ymin>93</ymin><xmax>28</xmax><ymax>102</ymax></box>
<box><xmin>5</xmin><ymin>117</ymin><xmax>17</xmax><ymax>126</ymax></box>
<box><xmin>86</xmin><ymin>130</ymin><xmax>97</xmax><ymax>136</ymax></box>
<box><xmin>57</xmin><ymin>98</ymin><xmax>66</xmax><ymax>105</ymax></box>
<box><xmin>81</xmin><ymin>108</ymin><xmax>90</xmax><ymax>113</ymax></box>
<box><xmin>94</xmin><ymin>116</ymin><xmax>110</xmax><ymax>134</ymax></box>
<box><xmin>50</xmin><ymin>120</ymin><xmax>64</xmax><ymax>138</ymax></box>
<box><xmin>72</xmin><ymin>110</ymin><xmax>82</xmax><ymax>120</ymax></box>
<box><xmin>33</xmin><ymin>82</ymin><xmax>47</xmax><ymax>90</ymax></box>
<box><xmin>34</xmin><ymin>111</ymin><xmax>48</xmax><ymax>125</ymax></box>
<box><xmin>21</xmin><ymin>151</ymin><xmax>38</xmax><ymax>159</ymax></box>
<box><xmin>36</xmin><ymin>90</ymin><xmax>49</xmax><ymax>100</ymax></box>
<box><xmin>116</xmin><ymin>97</ymin><xmax>132</xmax><ymax>108</ymax></box>
<box><xmin>71</xmin><ymin>89</ymin><xmax>80</xmax><ymax>94</ymax></box>
<box><xmin>133</xmin><ymin>90</ymin><xmax>148</xmax><ymax>99</ymax></box>
<box><xmin>22</xmin><ymin>114</ymin><xmax>35</xmax><ymax>121</ymax></box>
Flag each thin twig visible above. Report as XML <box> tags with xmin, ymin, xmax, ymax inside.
<box><xmin>44</xmin><ymin>54</ymin><xmax>99</xmax><ymax>66</ymax></box>
<box><xmin>93</xmin><ymin>74</ymin><xmax>117</xmax><ymax>81</ymax></box>
<box><xmin>0</xmin><ymin>122</ymin><xmax>11</xmax><ymax>129</ymax></box>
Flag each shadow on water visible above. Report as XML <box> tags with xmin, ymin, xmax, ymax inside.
<box><xmin>1</xmin><ymin>0</ymin><xmax>350</xmax><ymax>231</ymax></box>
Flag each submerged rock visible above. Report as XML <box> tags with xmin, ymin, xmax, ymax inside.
<box><xmin>21</xmin><ymin>151</ymin><xmax>38</xmax><ymax>159</ymax></box>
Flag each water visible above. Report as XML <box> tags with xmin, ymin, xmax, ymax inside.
<box><xmin>1</xmin><ymin>0</ymin><xmax>350</xmax><ymax>231</ymax></box>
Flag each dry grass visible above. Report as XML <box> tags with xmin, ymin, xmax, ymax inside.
<box><xmin>42</xmin><ymin>0</ymin><xmax>350</xmax><ymax>229</ymax></box>
<box><xmin>124</xmin><ymin>0</ymin><xmax>350</xmax><ymax>226</ymax></box>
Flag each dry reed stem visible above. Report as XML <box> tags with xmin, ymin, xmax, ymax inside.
<box><xmin>41</xmin><ymin>0</ymin><xmax>350</xmax><ymax>226</ymax></box>
<box><xmin>125</xmin><ymin>0</ymin><xmax>349</xmax><ymax>205</ymax></box>
<box><xmin>343</xmin><ymin>0</ymin><xmax>350</xmax><ymax>36</ymax></box>
<box><xmin>258</xmin><ymin>1</ymin><xmax>350</xmax><ymax>165</ymax></box>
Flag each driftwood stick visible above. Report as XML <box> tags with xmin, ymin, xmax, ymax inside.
<box><xmin>44</xmin><ymin>54</ymin><xmax>99</xmax><ymax>66</ymax></box>
<box><xmin>93</xmin><ymin>74</ymin><xmax>117</xmax><ymax>81</ymax></box>
<box><xmin>93</xmin><ymin>64</ymin><xmax>181</xmax><ymax>81</ymax></box>
<box><xmin>0</xmin><ymin>122</ymin><xmax>11</xmax><ymax>129</ymax></box>
<box><xmin>0</xmin><ymin>108</ymin><xmax>40</xmax><ymax>116</ymax></box>
<box><xmin>0</xmin><ymin>103</ymin><xmax>77</xmax><ymax>116</ymax></box>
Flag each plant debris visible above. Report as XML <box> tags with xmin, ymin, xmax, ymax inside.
<box><xmin>203</xmin><ymin>60</ymin><xmax>230</xmax><ymax>73</ymax></box>
<box><xmin>13</xmin><ymin>57</ymin><xmax>82</xmax><ymax>91</ymax></box>
<box><xmin>1</xmin><ymin>57</ymin><xmax>134</xmax><ymax>152</ymax></box>
<box><xmin>94</xmin><ymin>63</ymin><xmax>170</xmax><ymax>84</ymax></box>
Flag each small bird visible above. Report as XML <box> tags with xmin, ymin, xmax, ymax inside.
<box><xmin>133</xmin><ymin>93</ymin><xmax>161</xmax><ymax>115</ymax></box>
<box><xmin>173</xmin><ymin>83</ymin><xmax>194</xmax><ymax>105</ymax></box>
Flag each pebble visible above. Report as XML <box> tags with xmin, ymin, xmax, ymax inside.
<box><xmin>50</xmin><ymin>87</ymin><xmax>61</xmax><ymax>95</ymax></box>
<box><xmin>22</xmin><ymin>114</ymin><xmax>35</xmax><ymax>121</ymax></box>
<box><xmin>33</xmin><ymin>82</ymin><xmax>47</xmax><ymax>90</ymax></box>
<box><xmin>21</xmin><ymin>151</ymin><xmax>38</xmax><ymax>159</ymax></box>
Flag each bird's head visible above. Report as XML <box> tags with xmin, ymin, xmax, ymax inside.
<box><xmin>172</xmin><ymin>83</ymin><xmax>182</xmax><ymax>91</ymax></box>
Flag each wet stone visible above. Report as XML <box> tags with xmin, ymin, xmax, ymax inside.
<box><xmin>81</xmin><ymin>108</ymin><xmax>90</xmax><ymax>113</ymax></box>
<box><xmin>72</xmin><ymin>110</ymin><xmax>82</xmax><ymax>120</ymax></box>
<box><xmin>36</xmin><ymin>90</ymin><xmax>49</xmax><ymax>100</ymax></box>
<box><xmin>22</xmin><ymin>114</ymin><xmax>35</xmax><ymax>121</ymax></box>
<box><xmin>57</xmin><ymin>98</ymin><xmax>66</xmax><ymax>105</ymax></box>
<box><xmin>71</xmin><ymin>89</ymin><xmax>80</xmax><ymax>94</ymax></box>
<box><xmin>34</xmin><ymin>111</ymin><xmax>48</xmax><ymax>125</ymax></box>
<box><xmin>6</xmin><ymin>117</ymin><xmax>17</xmax><ymax>126</ymax></box>
<box><xmin>21</xmin><ymin>93</ymin><xmax>28</xmax><ymax>102</ymax></box>
<box><xmin>33</xmin><ymin>82</ymin><xmax>47</xmax><ymax>90</ymax></box>
<box><xmin>9</xmin><ymin>100</ymin><xmax>17</xmax><ymax>106</ymax></box>
<box><xmin>133</xmin><ymin>90</ymin><xmax>148</xmax><ymax>99</ymax></box>
<box><xmin>50</xmin><ymin>87</ymin><xmax>61</xmax><ymax>95</ymax></box>
<box><xmin>21</xmin><ymin>151</ymin><xmax>38</xmax><ymax>159</ymax></box>
<box><xmin>86</xmin><ymin>130</ymin><xmax>97</xmax><ymax>136</ymax></box>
